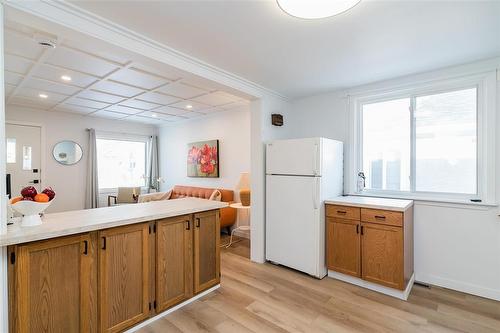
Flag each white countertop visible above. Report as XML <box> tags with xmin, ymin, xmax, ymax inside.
<box><xmin>325</xmin><ymin>196</ymin><xmax>413</xmax><ymax>211</ymax></box>
<box><xmin>0</xmin><ymin>198</ymin><xmax>227</xmax><ymax>247</ymax></box>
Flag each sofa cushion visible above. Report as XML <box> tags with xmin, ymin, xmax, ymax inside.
<box><xmin>209</xmin><ymin>190</ymin><xmax>222</xmax><ymax>201</ymax></box>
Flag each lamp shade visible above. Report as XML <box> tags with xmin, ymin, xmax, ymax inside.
<box><xmin>237</xmin><ymin>172</ymin><xmax>250</xmax><ymax>190</ymax></box>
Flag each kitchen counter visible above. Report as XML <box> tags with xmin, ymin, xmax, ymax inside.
<box><xmin>325</xmin><ymin>195</ymin><xmax>413</xmax><ymax>212</ymax></box>
<box><xmin>0</xmin><ymin>197</ymin><xmax>227</xmax><ymax>246</ymax></box>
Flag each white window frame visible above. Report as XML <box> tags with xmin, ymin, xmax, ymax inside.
<box><xmin>96</xmin><ymin>131</ymin><xmax>150</xmax><ymax>194</ymax></box>
<box><xmin>348</xmin><ymin>71</ymin><xmax>497</xmax><ymax>205</ymax></box>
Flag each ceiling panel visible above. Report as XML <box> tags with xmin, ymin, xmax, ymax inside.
<box><xmin>92</xmin><ymin>80</ymin><xmax>144</xmax><ymax>97</ymax></box>
<box><xmin>139</xmin><ymin>111</ymin><xmax>178</xmax><ymax>121</ymax></box>
<box><xmin>5</xmin><ymin>54</ymin><xmax>33</xmax><ymax>75</ymax></box>
<box><xmin>154</xmin><ymin>105</ymin><xmax>190</xmax><ymax>116</ymax></box>
<box><xmin>55</xmin><ymin>104</ymin><xmax>96</xmax><ymax>115</ymax></box>
<box><xmin>5</xmin><ymin>31</ymin><xmax>43</xmax><ymax>60</ymax></box>
<box><xmin>126</xmin><ymin>115</ymin><xmax>169</xmax><ymax>125</ymax></box>
<box><xmin>169</xmin><ymin>100</ymin><xmax>210</xmax><ymax>112</ymax></box>
<box><xmin>191</xmin><ymin>91</ymin><xmax>241</xmax><ymax>106</ymax></box>
<box><xmin>181</xmin><ymin>111</ymin><xmax>205</xmax><ymax>119</ymax></box>
<box><xmin>90</xmin><ymin>110</ymin><xmax>129</xmax><ymax>119</ymax></box>
<box><xmin>77</xmin><ymin>90</ymin><xmax>126</xmax><ymax>104</ymax></box>
<box><xmin>105</xmin><ymin>104</ymin><xmax>144</xmax><ymax>115</ymax></box>
<box><xmin>10</xmin><ymin>96</ymin><xmax>58</xmax><ymax>109</ymax></box>
<box><xmin>24</xmin><ymin>77</ymin><xmax>81</xmax><ymax>96</ymax></box>
<box><xmin>155</xmin><ymin>82</ymin><xmax>208</xmax><ymax>99</ymax></box>
<box><xmin>16</xmin><ymin>87</ymin><xmax>69</xmax><ymax>103</ymax></box>
<box><xmin>137</xmin><ymin>91</ymin><xmax>180</xmax><ymax>105</ymax></box>
<box><xmin>119</xmin><ymin>99</ymin><xmax>161</xmax><ymax>110</ymax></box>
<box><xmin>5</xmin><ymin>71</ymin><xmax>23</xmax><ymax>86</ymax></box>
<box><xmin>46</xmin><ymin>46</ymin><xmax>119</xmax><ymax>77</ymax></box>
<box><xmin>108</xmin><ymin>68</ymin><xmax>169</xmax><ymax>89</ymax></box>
<box><xmin>64</xmin><ymin>97</ymin><xmax>111</xmax><ymax>109</ymax></box>
<box><xmin>33</xmin><ymin>64</ymin><xmax>98</xmax><ymax>88</ymax></box>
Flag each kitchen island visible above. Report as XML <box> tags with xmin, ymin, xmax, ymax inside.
<box><xmin>1</xmin><ymin>197</ymin><xmax>227</xmax><ymax>333</ymax></box>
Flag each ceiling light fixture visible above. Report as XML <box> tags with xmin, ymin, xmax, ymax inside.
<box><xmin>186</xmin><ymin>104</ymin><xmax>193</xmax><ymax>109</ymax></box>
<box><xmin>277</xmin><ymin>0</ymin><xmax>361</xmax><ymax>19</ymax></box>
<box><xmin>151</xmin><ymin>113</ymin><xmax>157</xmax><ymax>118</ymax></box>
<box><xmin>61</xmin><ymin>75</ymin><xmax>72</xmax><ymax>82</ymax></box>
<box><xmin>39</xmin><ymin>93</ymin><xmax>48</xmax><ymax>99</ymax></box>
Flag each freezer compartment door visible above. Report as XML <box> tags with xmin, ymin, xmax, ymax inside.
<box><xmin>266</xmin><ymin>175</ymin><xmax>322</xmax><ymax>277</ymax></box>
<box><xmin>266</xmin><ymin>138</ymin><xmax>321</xmax><ymax>176</ymax></box>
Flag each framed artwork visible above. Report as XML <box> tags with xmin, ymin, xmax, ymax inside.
<box><xmin>187</xmin><ymin>140</ymin><xmax>219</xmax><ymax>178</ymax></box>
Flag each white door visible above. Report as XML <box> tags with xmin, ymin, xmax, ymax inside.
<box><xmin>266</xmin><ymin>138</ymin><xmax>322</xmax><ymax>176</ymax></box>
<box><xmin>266</xmin><ymin>174</ymin><xmax>321</xmax><ymax>277</ymax></box>
<box><xmin>6</xmin><ymin>124</ymin><xmax>42</xmax><ymax>196</ymax></box>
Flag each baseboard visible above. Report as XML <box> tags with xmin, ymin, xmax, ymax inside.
<box><xmin>415</xmin><ymin>273</ymin><xmax>500</xmax><ymax>301</ymax></box>
<box><xmin>125</xmin><ymin>284</ymin><xmax>220</xmax><ymax>332</ymax></box>
<box><xmin>328</xmin><ymin>271</ymin><xmax>415</xmax><ymax>301</ymax></box>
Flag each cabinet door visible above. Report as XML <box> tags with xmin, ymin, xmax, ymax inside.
<box><xmin>327</xmin><ymin>218</ymin><xmax>361</xmax><ymax>277</ymax></box>
<box><xmin>99</xmin><ymin>223</ymin><xmax>150</xmax><ymax>333</ymax></box>
<box><xmin>361</xmin><ymin>222</ymin><xmax>404</xmax><ymax>290</ymax></box>
<box><xmin>193</xmin><ymin>210</ymin><xmax>220</xmax><ymax>293</ymax></box>
<box><xmin>11</xmin><ymin>233</ymin><xmax>97</xmax><ymax>333</ymax></box>
<box><xmin>156</xmin><ymin>215</ymin><xmax>193</xmax><ymax>312</ymax></box>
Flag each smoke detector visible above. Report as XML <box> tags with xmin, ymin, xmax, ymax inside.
<box><xmin>33</xmin><ymin>33</ymin><xmax>57</xmax><ymax>49</ymax></box>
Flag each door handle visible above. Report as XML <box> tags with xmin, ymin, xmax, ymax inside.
<box><xmin>83</xmin><ymin>240</ymin><xmax>88</xmax><ymax>255</ymax></box>
<box><xmin>185</xmin><ymin>220</ymin><xmax>190</xmax><ymax>230</ymax></box>
<box><xmin>195</xmin><ymin>218</ymin><xmax>200</xmax><ymax>228</ymax></box>
<box><xmin>313</xmin><ymin>144</ymin><xmax>319</xmax><ymax>175</ymax></box>
<box><xmin>356</xmin><ymin>225</ymin><xmax>359</xmax><ymax>234</ymax></box>
<box><xmin>313</xmin><ymin>177</ymin><xmax>320</xmax><ymax>209</ymax></box>
<box><xmin>360</xmin><ymin>226</ymin><xmax>364</xmax><ymax>235</ymax></box>
<box><xmin>101</xmin><ymin>237</ymin><xmax>106</xmax><ymax>250</ymax></box>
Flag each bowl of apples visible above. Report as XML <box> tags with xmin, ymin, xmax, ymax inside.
<box><xmin>10</xmin><ymin>186</ymin><xmax>56</xmax><ymax>227</ymax></box>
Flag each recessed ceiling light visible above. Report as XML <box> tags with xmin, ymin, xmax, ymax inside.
<box><xmin>61</xmin><ymin>75</ymin><xmax>72</xmax><ymax>82</ymax></box>
<box><xmin>277</xmin><ymin>0</ymin><xmax>361</xmax><ymax>19</ymax></box>
<box><xmin>151</xmin><ymin>113</ymin><xmax>157</xmax><ymax>118</ymax></box>
<box><xmin>39</xmin><ymin>93</ymin><xmax>48</xmax><ymax>99</ymax></box>
<box><xmin>186</xmin><ymin>104</ymin><xmax>193</xmax><ymax>109</ymax></box>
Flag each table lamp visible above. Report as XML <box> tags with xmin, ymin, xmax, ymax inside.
<box><xmin>237</xmin><ymin>172</ymin><xmax>250</xmax><ymax>206</ymax></box>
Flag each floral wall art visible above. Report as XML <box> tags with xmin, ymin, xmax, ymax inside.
<box><xmin>187</xmin><ymin>140</ymin><xmax>219</xmax><ymax>178</ymax></box>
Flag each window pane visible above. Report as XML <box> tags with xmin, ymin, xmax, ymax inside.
<box><xmin>22</xmin><ymin>146</ymin><xmax>32</xmax><ymax>170</ymax></box>
<box><xmin>415</xmin><ymin>88</ymin><xmax>477</xmax><ymax>194</ymax></box>
<box><xmin>6</xmin><ymin>138</ymin><xmax>16</xmax><ymax>163</ymax></box>
<box><xmin>97</xmin><ymin>139</ymin><xmax>146</xmax><ymax>189</ymax></box>
<box><xmin>362</xmin><ymin>98</ymin><xmax>411</xmax><ymax>191</ymax></box>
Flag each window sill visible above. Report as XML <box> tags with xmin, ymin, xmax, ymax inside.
<box><xmin>347</xmin><ymin>192</ymin><xmax>497</xmax><ymax>210</ymax></box>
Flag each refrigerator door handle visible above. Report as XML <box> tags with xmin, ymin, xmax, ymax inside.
<box><xmin>313</xmin><ymin>177</ymin><xmax>319</xmax><ymax>209</ymax></box>
<box><xmin>313</xmin><ymin>144</ymin><xmax>319</xmax><ymax>175</ymax></box>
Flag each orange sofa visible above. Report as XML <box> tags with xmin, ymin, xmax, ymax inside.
<box><xmin>171</xmin><ymin>185</ymin><xmax>236</xmax><ymax>233</ymax></box>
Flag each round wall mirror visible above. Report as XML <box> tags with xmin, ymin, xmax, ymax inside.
<box><xmin>53</xmin><ymin>141</ymin><xmax>83</xmax><ymax>165</ymax></box>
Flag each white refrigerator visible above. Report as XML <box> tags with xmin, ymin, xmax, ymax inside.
<box><xmin>265</xmin><ymin>137</ymin><xmax>343</xmax><ymax>278</ymax></box>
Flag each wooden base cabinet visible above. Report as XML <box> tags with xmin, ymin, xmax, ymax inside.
<box><xmin>326</xmin><ymin>204</ymin><xmax>413</xmax><ymax>291</ymax></box>
<box><xmin>8</xmin><ymin>209</ymin><xmax>221</xmax><ymax>333</ymax></box>
<box><xmin>194</xmin><ymin>210</ymin><xmax>220</xmax><ymax>294</ymax></box>
<box><xmin>8</xmin><ymin>233</ymin><xmax>98</xmax><ymax>333</ymax></box>
<box><xmin>156</xmin><ymin>215</ymin><xmax>193</xmax><ymax>312</ymax></box>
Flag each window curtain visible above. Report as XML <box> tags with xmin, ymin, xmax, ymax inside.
<box><xmin>146</xmin><ymin>135</ymin><xmax>159</xmax><ymax>193</ymax></box>
<box><xmin>85</xmin><ymin>128</ymin><xmax>99</xmax><ymax>209</ymax></box>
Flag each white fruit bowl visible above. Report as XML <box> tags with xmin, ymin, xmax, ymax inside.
<box><xmin>11</xmin><ymin>200</ymin><xmax>53</xmax><ymax>227</ymax></box>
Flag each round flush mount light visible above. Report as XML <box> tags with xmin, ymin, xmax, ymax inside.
<box><xmin>186</xmin><ymin>104</ymin><xmax>193</xmax><ymax>109</ymax></box>
<box><xmin>39</xmin><ymin>93</ymin><xmax>48</xmax><ymax>99</ymax></box>
<box><xmin>277</xmin><ymin>0</ymin><xmax>361</xmax><ymax>19</ymax></box>
<box><xmin>61</xmin><ymin>75</ymin><xmax>72</xmax><ymax>82</ymax></box>
<box><xmin>151</xmin><ymin>113</ymin><xmax>157</xmax><ymax>118</ymax></box>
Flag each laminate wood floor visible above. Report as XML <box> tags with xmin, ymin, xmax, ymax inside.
<box><xmin>138</xmin><ymin>237</ymin><xmax>500</xmax><ymax>333</ymax></box>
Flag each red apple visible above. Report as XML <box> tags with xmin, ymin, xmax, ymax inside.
<box><xmin>42</xmin><ymin>187</ymin><xmax>56</xmax><ymax>201</ymax></box>
<box><xmin>21</xmin><ymin>186</ymin><xmax>37</xmax><ymax>198</ymax></box>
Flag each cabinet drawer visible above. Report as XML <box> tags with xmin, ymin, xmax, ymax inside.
<box><xmin>361</xmin><ymin>208</ymin><xmax>403</xmax><ymax>227</ymax></box>
<box><xmin>326</xmin><ymin>205</ymin><xmax>360</xmax><ymax>220</ymax></box>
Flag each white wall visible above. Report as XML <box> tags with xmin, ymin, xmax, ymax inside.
<box><xmin>158</xmin><ymin>107</ymin><xmax>251</xmax><ymax>234</ymax></box>
<box><xmin>6</xmin><ymin>106</ymin><xmax>158</xmax><ymax>213</ymax></box>
<box><xmin>287</xmin><ymin>60</ymin><xmax>500</xmax><ymax>301</ymax></box>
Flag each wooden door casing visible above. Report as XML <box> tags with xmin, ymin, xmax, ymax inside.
<box><xmin>193</xmin><ymin>210</ymin><xmax>220</xmax><ymax>293</ymax></box>
<box><xmin>9</xmin><ymin>233</ymin><xmax>97</xmax><ymax>333</ymax></box>
<box><xmin>98</xmin><ymin>223</ymin><xmax>150</xmax><ymax>333</ymax></box>
<box><xmin>361</xmin><ymin>222</ymin><xmax>404</xmax><ymax>290</ymax></box>
<box><xmin>156</xmin><ymin>215</ymin><xmax>193</xmax><ymax>312</ymax></box>
<box><xmin>327</xmin><ymin>218</ymin><xmax>361</xmax><ymax>277</ymax></box>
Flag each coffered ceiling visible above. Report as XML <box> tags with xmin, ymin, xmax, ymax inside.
<box><xmin>4</xmin><ymin>20</ymin><xmax>250</xmax><ymax>125</ymax></box>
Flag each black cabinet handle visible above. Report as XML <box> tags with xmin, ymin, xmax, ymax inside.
<box><xmin>185</xmin><ymin>220</ymin><xmax>190</xmax><ymax>230</ymax></box>
<box><xmin>356</xmin><ymin>225</ymin><xmax>359</xmax><ymax>234</ymax></box>
<box><xmin>195</xmin><ymin>218</ymin><xmax>200</xmax><ymax>228</ymax></box>
<box><xmin>83</xmin><ymin>240</ymin><xmax>88</xmax><ymax>255</ymax></box>
<box><xmin>360</xmin><ymin>226</ymin><xmax>364</xmax><ymax>235</ymax></box>
<box><xmin>374</xmin><ymin>215</ymin><xmax>386</xmax><ymax>220</ymax></box>
<box><xmin>337</xmin><ymin>210</ymin><xmax>347</xmax><ymax>214</ymax></box>
<box><xmin>102</xmin><ymin>237</ymin><xmax>106</xmax><ymax>250</ymax></box>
